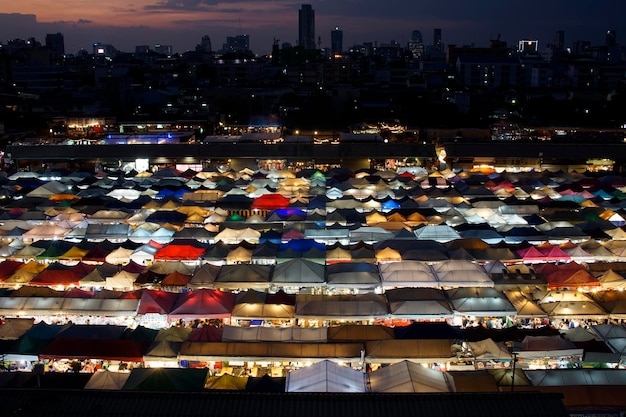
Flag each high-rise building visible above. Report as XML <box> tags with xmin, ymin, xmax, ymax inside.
<box><xmin>408</xmin><ymin>30</ymin><xmax>424</xmax><ymax>59</ymax></box>
<box><xmin>200</xmin><ymin>35</ymin><xmax>212</xmax><ymax>53</ymax></box>
<box><xmin>553</xmin><ymin>30</ymin><xmax>565</xmax><ymax>52</ymax></box>
<box><xmin>221</xmin><ymin>35</ymin><xmax>250</xmax><ymax>54</ymax></box>
<box><xmin>299</xmin><ymin>4</ymin><xmax>315</xmax><ymax>49</ymax></box>
<box><xmin>433</xmin><ymin>28</ymin><xmax>443</xmax><ymax>55</ymax></box>
<box><xmin>331</xmin><ymin>27</ymin><xmax>343</xmax><ymax>55</ymax></box>
<box><xmin>45</xmin><ymin>33</ymin><xmax>64</xmax><ymax>55</ymax></box>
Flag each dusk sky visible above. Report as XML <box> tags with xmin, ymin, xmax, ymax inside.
<box><xmin>1</xmin><ymin>1</ymin><xmax>625</xmax><ymax>55</ymax></box>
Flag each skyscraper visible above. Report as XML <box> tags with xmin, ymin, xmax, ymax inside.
<box><xmin>433</xmin><ymin>28</ymin><xmax>443</xmax><ymax>55</ymax></box>
<box><xmin>408</xmin><ymin>30</ymin><xmax>424</xmax><ymax>59</ymax></box>
<box><xmin>45</xmin><ymin>33</ymin><xmax>65</xmax><ymax>55</ymax></box>
<box><xmin>331</xmin><ymin>27</ymin><xmax>343</xmax><ymax>55</ymax></box>
<box><xmin>553</xmin><ymin>30</ymin><xmax>565</xmax><ymax>52</ymax></box>
<box><xmin>299</xmin><ymin>4</ymin><xmax>315</xmax><ymax>49</ymax></box>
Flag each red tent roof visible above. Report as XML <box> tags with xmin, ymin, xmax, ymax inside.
<box><xmin>546</xmin><ymin>268</ymin><xmax>601</xmax><ymax>289</ymax></box>
<box><xmin>251</xmin><ymin>194</ymin><xmax>290</xmax><ymax>210</ymax></box>
<box><xmin>64</xmin><ymin>288</ymin><xmax>95</xmax><ymax>298</ymax></box>
<box><xmin>161</xmin><ymin>271</ymin><xmax>191</xmax><ymax>287</ymax></box>
<box><xmin>187</xmin><ymin>326</ymin><xmax>224</xmax><ymax>342</ymax></box>
<box><xmin>29</xmin><ymin>269</ymin><xmax>83</xmax><ymax>286</ymax></box>
<box><xmin>154</xmin><ymin>245</ymin><xmax>206</xmax><ymax>261</ymax></box>
<box><xmin>0</xmin><ymin>260</ymin><xmax>24</xmax><ymax>281</ymax></box>
<box><xmin>137</xmin><ymin>289</ymin><xmax>180</xmax><ymax>314</ymax></box>
<box><xmin>168</xmin><ymin>289</ymin><xmax>236</xmax><ymax>319</ymax></box>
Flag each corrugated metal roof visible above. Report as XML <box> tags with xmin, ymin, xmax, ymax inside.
<box><xmin>4</xmin><ymin>389</ymin><xmax>568</xmax><ymax>417</ymax></box>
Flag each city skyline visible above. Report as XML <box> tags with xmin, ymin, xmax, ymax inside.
<box><xmin>0</xmin><ymin>1</ymin><xmax>625</xmax><ymax>55</ymax></box>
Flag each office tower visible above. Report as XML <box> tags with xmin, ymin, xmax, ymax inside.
<box><xmin>408</xmin><ymin>30</ymin><xmax>424</xmax><ymax>59</ymax></box>
<box><xmin>299</xmin><ymin>4</ymin><xmax>315</xmax><ymax>49</ymax></box>
<box><xmin>553</xmin><ymin>30</ymin><xmax>565</xmax><ymax>51</ymax></box>
<box><xmin>331</xmin><ymin>27</ymin><xmax>343</xmax><ymax>55</ymax></box>
<box><xmin>433</xmin><ymin>28</ymin><xmax>443</xmax><ymax>55</ymax></box>
<box><xmin>222</xmin><ymin>35</ymin><xmax>250</xmax><ymax>53</ymax></box>
<box><xmin>200</xmin><ymin>35</ymin><xmax>212</xmax><ymax>52</ymax></box>
<box><xmin>606</xmin><ymin>30</ymin><xmax>617</xmax><ymax>47</ymax></box>
<box><xmin>154</xmin><ymin>44</ymin><xmax>173</xmax><ymax>55</ymax></box>
<box><xmin>45</xmin><ymin>33</ymin><xmax>65</xmax><ymax>55</ymax></box>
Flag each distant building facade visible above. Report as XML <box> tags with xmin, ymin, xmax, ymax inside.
<box><xmin>331</xmin><ymin>27</ymin><xmax>343</xmax><ymax>55</ymax></box>
<box><xmin>299</xmin><ymin>4</ymin><xmax>315</xmax><ymax>49</ymax></box>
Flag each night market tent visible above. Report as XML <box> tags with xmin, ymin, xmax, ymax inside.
<box><xmin>137</xmin><ymin>289</ymin><xmax>180</xmax><ymax>315</ymax></box>
<box><xmin>187</xmin><ymin>326</ymin><xmax>224</xmax><ymax>342</ymax></box>
<box><xmin>285</xmin><ymin>360</ymin><xmax>367</xmax><ymax>393</ymax></box>
<box><xmin>518</xmin><ymin>335</ymin><xmax>583</xmax><ymax>360</ymax></box>
<box><xmin>385</xmin><ymin>288</ymin><xmax>454</xmax><ymax>319</ymax></box>
<box><xmin>503</xmin><ymin>290</ymin><xmax>547</xmax><ymax>318</ymax></box>
<box><xmin>525</xmin><ymin>369</ymin><xmax>626</xmax><ymax>386</ymax></box>
<box><xmin>168</xmin><ymin>289</ymin><xmax>237</xmax><ymax>320</ymax></box>
<box><xmin>39</xmin><ymin>338</ymin><xmax>149</xmax><ymax>362</ymax></box>
<box><xmin>325</xmin><ymin>262</ymin><xmax>381</xmax><ymax>290</ymax></box>
<box><xmin>596</xmin><ymin>270</ymin><xmax>626</xmax><ymax>290</ymax></box>
<box><xmin>105</xmin><ymin>270</ymin><xmax>139</xmax><ymax>291</ymax></box>
<box><xmin>368</xmin><ymin>360</ymin><xmax>456</xmax><ymax>393</ymax></box>
<box><xmin>295</xmin><ymin>293</ymin><xmax>389</xmax><ymax>320</ymax></box>
<box><xmin>379</xmin><ymin>261</ymin><xmax>439</xmax><ymax>288</ymax></box>
<box><xmin>204</xmin><ymin>373</ymin><xmax>249</xmax><ymax>390</ymax></box>
<box><xmin>122</xmin><ymin>368</ymin><xmax>209</xmax><ymax>392</ymax></box>
<box><xmin>26</xmin><ymin>181</ymin><xmax>68</xmax><ymax>198</ymax></box>
<box><xmin>105</xmin><ymin>247</ymin><xmax>135</xmax><ymax>265</ymax></box>
<box><xmin>365</xmin><ymin>339</ymin><xmax>456</xmax><ymax>364</ymax></box>
<box><xmin>221</xmin><ymin>326</ymin><xmax>326</xmax><ymax>343</ymax></box>
<box><xmin>160</xmin><ymin>271</ymin><xmax>192</xmax><ymax>288</ymax></box>
<box><xmin>414</xmin><ymin>225</ymin><xmax>461</xmax><ymax>242</ymax></box>
<box><xmin>213</xmin><ymin>264</ymin><xmax>273</xmax><ymax>289</ymax></box>
<box><xmin>142</xmin><ymin>340</ymin><xmax>182</xmax><ymax>366</ymax></box>
<box><xmin>84</xmin><ymin>370</ymin><xmax>131</xmax><ymax>390</ymax></box>
<box><xmin>154</xmin><ymin>244</ymin><xmax>206</xmax><ymax>261</ymax></box>
<box><xmin>0</xmin><ymin>297</ymin><xmax>65</xmax><ymax>316</ymax></box>
<box><xmin>271</xmin><ymin>258</ymin><xmax>326</xmax><ymax>288</ymax></box>
<box><xmin>22</xmin><ymin>224</ymin><xmax>71</xmax><ymax>241</ymax></box>
<box><xmin>178</xmin><ymin>340</ymin><xmax>363</xmax><ymax>363</ymax></box>
<box><xmin>445</xmin><ymin>287</ymin><xmax>518</xmax><ymax>317</ymax></box>
<box><xmin>230</xmin><ymin>290</ymin><xmax>295</xmax><ymax>319</ymax></box>
<box><xmin>58</xmin><ymin>297</ymin><xmax>139</xmax><ymax>316</ymax></box>
<box><xmin>534</xmin><ymin>290</ymin><xmax>608</xmax><ymax>319</ymax></box>
<box><xmin>327</xmin><ymin>325</ymin><xmax>395</xmax><ymax>342</ymax></box>
<box><xmin>432</xmin><ymin>260</ymin><xmax>494</xmax><ymax>288</ymax></box>
<box><xmin>591</xmin><ymin>324</ymin><xmax>626</xmax><ymax>357</ymax></box>
<box><xmin>154</xmin><ymin>326</ymin><xmax>193</xmax><ymax>342</ymax></box>
<box><xmin>349</xmin><ymin>226</ymin><xmax>394</xmax><ymax>243</ymax></box>
<box><xmin>0</xmin><ymin>318</ymin><xmax>34</xmax><ymax>340</ymax></box>
<box><xmin>214</xmin><ymin>228</ymin><xmax>261</xmax><ymax>244</ymax></box>
<box><xmin>543</xmin><ymin>266</ymin><xmax>601</xmax><ymax>290</ymax></box>
<box><xmin>487</xmin><ymin>368</ymin><xmax>532</xmax><ymax>387</ymax></box>
<box><xmin>467</xmin><ymin>338</ymin><xmax>512</xmax><ymax>362</ymax></box>
<box><xmin>187</xmin><ymin>263</ymin><xmax>221</xmax><ymax>289</ymax></box>
<box><xmin>225</xmin><ymin>246</ymin><xmax>253</xmax><ymax>264</ymax></box>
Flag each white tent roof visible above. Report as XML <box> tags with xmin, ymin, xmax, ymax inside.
<box><xmin>285</xmin><ymin>360</ymin><xmax>367</xmax><ymax>392</ymax></box>
<box><xmin>379</xmin><ymin>261</ymin><xmax>439</xmax><ymax>288</ymax></box>
<box><xmin>368</xmin><ymin>360</ymin><xmax>456</xmax><ymax>393</ymax></box>
<box><xmin>525</xmin><ymin>369</ymin><xmax>626</xmax><ymax>386</ymax></box>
